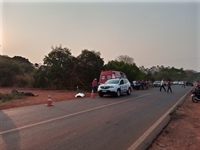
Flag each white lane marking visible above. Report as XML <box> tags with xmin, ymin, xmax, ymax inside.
<box><xmin>0</xmin><ymin>93</ymin><xmax>155</xmax><ymax>135</ymax></box>
<box><xmin>127</xmin><ymin>89</ymin><xmax>192</xmax><ymax>150</ymax></box>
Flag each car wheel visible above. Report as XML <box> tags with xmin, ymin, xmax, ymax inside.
<box><xmin>116</xmin><ymin>89</ymin><xmax>121</xmax><ymax>97</ymax></box>
<box><xmin>127</xmin><ymin>88</ymin><xmax>131</xmax><ymax>95</ymax></box>
<box><xmin>12</xmin><ymin>90</ymin><xmax>18</xmax><ymax>95</ymax></box>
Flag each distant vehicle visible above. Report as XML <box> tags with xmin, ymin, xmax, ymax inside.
<box><xmin>179</xmin><ymin>81</ymin><xmax>184</xmax><ymax>85</ymax></box>
<box><xmin>99</xmin><ymin>70</ymin><xmax>127</xmax><ymax>84</ymax></box>
<box><xmin>97</xmin><ymin>78</ymin><xmax>131</xmax><ymax>97</ymax></box>
<box><xmin>132</xmin><ymin>82</ymin><xmax>141</xmax><ymax>90</ymax></box>
<box><xmin>186</xmin><ymin>81</ymin><xmax>193</xmax><ymax>86</ymax></box>
<box><xmin>153</xmin><ymin>81</ymin><xmax>161</xmax><ymax>87</ymax></box>
<box><xmin>173</xmin><ymin>81</ymin><xmax>179</xmax><ymax>85</ymax></box>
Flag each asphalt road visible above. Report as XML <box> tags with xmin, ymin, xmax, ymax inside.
<box><xmin>0</xmin><ymin>85</ymin><xmax>192</xmax><ymax>150</ymax></box>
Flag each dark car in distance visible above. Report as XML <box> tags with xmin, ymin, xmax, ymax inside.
<box><xmin>186</xmin><ymin>81</ymin><xmax>193</xmax><ymax>86</ymax></box>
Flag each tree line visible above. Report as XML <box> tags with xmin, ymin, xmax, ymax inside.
<box><xmin>0</xmin><ymin>45</ymin><xmax>198</xmax><ymax>90</ymax></box>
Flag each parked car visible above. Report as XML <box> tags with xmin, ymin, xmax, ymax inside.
<box><xmin>97</xmin><ymin>78</ymin><xmax>131</xmax><ymax>97</ymax></box>
<box><xmin>132</xmin><ymin>83</ymin><xmax>141</xmax><ymax>90</ymax></box>
<box><xmin>179</xmin><ymin>81</ymin><xmax>184</xmax><ymax>85</ymax></box>
<box><xmin>186</xmin><ymin>81</ymin><xmax>193</xmax><ymax>86</ymax></box>
<box><xmin>173</xmin><ymin>81</ymin><xmax>179</xmax><ymax>85</ymax></box>
<box><xmin>153</xmin><ymin>81</ymin><xmax>161</xmax><ymax>87</ymax></box>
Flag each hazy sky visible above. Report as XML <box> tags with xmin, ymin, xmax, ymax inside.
<box><xmin>1</xmin><ymin>0</ymin><xmax>200</xmax><ymax>71</ymax></box>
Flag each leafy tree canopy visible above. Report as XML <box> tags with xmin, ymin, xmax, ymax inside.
<box><xmin>40</xmin><ymin>45</ymin><xmax>76</xmax><ymax>89</ymax></box>
<box><xmin>75</xmin><ymin>49</ymin><xmax>104</xmax><ymax>87</ymax></box>
<box><xmin>0</xmin><ymin>55</ymin><xmax>24</xmax><ymax>86</ymax></box>
<box><xmin>12</xmin><ymin>56</ymin><xmax>32</xmax><ymax>64</ymax></box>
<box><xmin>115</xmin><ymin>55</ymin><xmax>135</xmax><ymax>65</ymax></box>
<box><xmin>103</xmin><ymin>60</ymin><xmax>145</xmax><ymax>82</ymax></box>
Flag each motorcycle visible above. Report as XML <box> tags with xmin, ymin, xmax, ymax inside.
<box><xmin>11</xmin><ymin>90</ymin><xmax>38</xmax><ymax>97</ymax></box>
<box><xmin>191</xmin><ymin>89</ymin><xmax>200</xmax><ymax>103</ymax></box>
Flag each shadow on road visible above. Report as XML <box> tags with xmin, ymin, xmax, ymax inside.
<box><xmin>0</xmin><ymin>110</ymin><xmax>21</xmax><ymax>150</ymax></box>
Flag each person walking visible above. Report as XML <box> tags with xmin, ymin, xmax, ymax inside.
<box><xmin>141</xmin><ymin>79</ymin><xmax>144</xmax><ymax>90</ymax></box>
<box><xmin>92</xmin><ymin>78</ymin><xmax>98</xmax><ymax>93</ymax></box>
<box><xmin>183</xmin><ymin>81</ymin><xmax>186</xmax><ymax>88</ymax></box>
<box><xmin>167</xmin><ymin>80</ymin><xmax>173</xmax><ymax>93</ymax></box>
<box><xmin>160</xmin><ymin>79</ymin><xmax>166</xmax><ymax>92</ymax></box>
<box><xmin>132</xmin><ymin>80</ymin><xmax>136</xmax><ymax>89</ymax></box>
<box><xmin>146</xmin><ymin>80</ymin><xmax>149</xmax><ymax>89</ymax></box>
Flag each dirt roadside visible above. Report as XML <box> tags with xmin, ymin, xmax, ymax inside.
<box><xmin>1</xmin><ymin>88</ymin><xmax>200</xmax><ymax>150</ymax></box>
<box><xmin>148</xmin><ymin>94</ymin><xmax>200</xmax><ymax>150</ymax></box>
<box><xmin>0</xmin><ymin>88</ymin><xmax>93</xmax><ymax>110</ymax></box>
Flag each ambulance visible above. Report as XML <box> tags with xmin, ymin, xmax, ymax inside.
<box><xmin>99</xmin><ymin>70</ymin><xmax>127</xmax><ymax>84</ymax></box>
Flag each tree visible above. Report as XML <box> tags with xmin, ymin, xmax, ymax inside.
<box><xmin>75</xmin><ymin>49</ymin><xmax>104</xmax><ymax>89</ymax></box>
<box><xmin>103</xmin><ymin>60</ymin><xmax>145</xmax><ymax>82</ymax></box>
<box><xmin>33</xmin><ymin>65</ymin><xmax>51</xmax><ymax>88</ymax></box>
<box><xmin>115</xmin><ymin>55</ymin><xmax>135</xmax><ymax>65</ymax></box>
<box><xmin>12</xmin><ymin>56</ymin><xmax>34</xmax><ymax>73</ymax></box>
<box><xmin>0</xmin><ymin>55</ymin><xmax>24</xmax><ymax>86</ymax></box>
<box><xmin>41</xmin><ymin>45</ymin><xmax>75</xmax><ymax>89</ymax></box>
<box><xmin>12</xmin><ymin>56</ymin><xmax>31</xmax><ymax>64</ymax></box>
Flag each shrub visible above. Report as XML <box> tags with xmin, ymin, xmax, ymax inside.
<box><xmin>0</xmin><ymin>93</ymin><xmax>24</xmax><ymax>104</ymax></box>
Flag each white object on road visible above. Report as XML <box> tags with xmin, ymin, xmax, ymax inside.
<box><xmin>75</xmin><ymin>93</ymin><xmax>85</xmax><ymax>98</ymax></box>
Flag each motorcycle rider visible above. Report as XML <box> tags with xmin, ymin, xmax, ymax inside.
<box><xmin>195</xmin><ymin>81</ymin><xmax>200</xmax><ymax>92</ymax></box>
<box><xmin>197</xmin><ymin>81</ymin><xmax>200</xmax><ymax>88</ymax></box>
<box><xmin>191</xmin><ymin>81</ymin><xmax>200</xmax><ymax>102</ymax></box>
<box><xmin>191</xmin><ymin>81</ymin><xmax>200</xmax><ymax>95</ymax></box>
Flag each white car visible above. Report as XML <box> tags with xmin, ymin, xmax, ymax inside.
<box><xmin>153</xmin><ymin>81</ymin><xmax>161</xmax><ymax>87</ymax></box>
<box><xmin>98</xmin><ymin>78</ymin><xmax>132</xmax><ymax>97</ymax></box>
<box><xmin>173</xmin><ymin>81</ymin><xmax>179</xmax><ymax>85</ymax></box>
<box><xmin>179</xmin><ymin>81</ymin><xmax>184</xmax><ymax>85</ymax></box>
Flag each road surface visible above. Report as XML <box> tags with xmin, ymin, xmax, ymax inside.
<box><xmin>0</xmin><ymin>85</ymin><xmax>192</xmax><ymax>150</ymax></box>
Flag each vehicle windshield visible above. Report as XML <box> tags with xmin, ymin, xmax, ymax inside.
<box><xmin>105</xmin><ymin>79</ymin><xmax>119</xmax><ymax>84</ymax></box>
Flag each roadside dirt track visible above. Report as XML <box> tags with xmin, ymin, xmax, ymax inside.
<box><xmin>0</xmin><ymin>88</ymin><xmax>93</xmax><ymax>110</ymax></box>
<box><xmin>148</xmin><ymin>94</ymin><xmax>200</xmax><ymax>150</ymax></box>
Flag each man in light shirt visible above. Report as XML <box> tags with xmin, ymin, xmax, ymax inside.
<box><xmin>160</xmin><ymin>79</ymin><xmax>166</xmax><ymax>92</ymax></box>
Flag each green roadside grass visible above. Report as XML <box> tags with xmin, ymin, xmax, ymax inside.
<box><xmin>0</xmin><ymin>93</ymin><xmax>24</xmax><ymax>104</ymax></box>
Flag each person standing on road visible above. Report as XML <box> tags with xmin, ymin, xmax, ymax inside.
<box><xmin>132</xmin><ymin>80</ymin><xmax>136</xmax><ymax>89</ymax></box>
<box><xmin>92</xmin><ymin>78</ymin><xmax>98</xmax><ymax>93</ymax></box>
<box><xmin>183</xmin><ymin>81</ymin><xmax>186</xmax><ymax>88</ymax></box>
<box><xmin>160</xmin><ymin>79</ymin><xmax>166</xmax><ymax>92</ymax></box>
<box><xmin>146</xmin><ymin>80</ymin><xmax>149</xmax><ymax>89</ymax></box>
<box><xmin>141</xmin><ymin>79</ymin><xmax>144</xmax><ymax>90</ymax></box>
<box><xmin>167</xmin><ymin>80</ymin><xmax>173</xmax><ymax>93</ymax></box>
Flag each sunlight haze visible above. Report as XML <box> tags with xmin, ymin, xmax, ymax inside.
<box><xmin>1</xmin><ymin>0</ymin><xmax>200</xmax><ymax>71</ymax></box>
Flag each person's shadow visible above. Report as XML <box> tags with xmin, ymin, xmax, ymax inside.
<box><xmin>0</xmin><ymin>110</ymin><xmax>21</xmax><ymax>150</ymax></box>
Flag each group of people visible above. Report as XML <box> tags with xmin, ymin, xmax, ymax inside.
<box><xmin>132</xmin><ymin>79</ymin><xmax>173</xmax><ymax>93</ymax></box>
<box><xmin>92</xmin><ymin>77</ymin><xmax>200</xmax><ymax>94</ymax></box>
<box><xmin>160</xmin><ymin>79</ymin><xmax>173</xmax><ymax>93</ymax></box>
<box><xmin>92</xmin><ymin>77</ymin><xmax>174</xmax><ymax>93</ymax></box>
<box><xmin>132</xmin><ymin>80</ymin><xmax>150</xmax><ymax>90</ymax></box>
